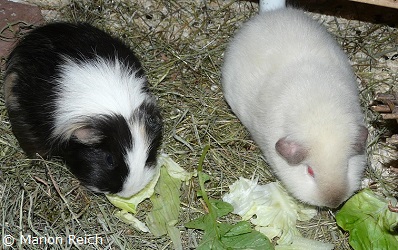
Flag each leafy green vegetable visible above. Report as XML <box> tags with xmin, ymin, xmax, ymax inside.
<box><xmin>106</xmin><ymin>154</ymin><xmax>194</xmax><ymax>215</ymax></box>
<box><xmin>336</xmin><ymin>189</ymin><xmax>398</xmax><ymax>250</ymax></box>
<box><xmin>222</xmin><ymin>177</ymin><xmax>320</xmax><ymax>246</ymax></box>
<box><xmin>275</xmin><ymin>236</ymin><xmax>334</xmax><ymax>250</ymax></box>
<box><xmin>146</xmin><ymin>166</ymin><xmax>183</xmax><ymax>250</ymax></box>
<box><xmin>160</xmin><ymin>153</ymin><xmax>197</xmax><ymax>182</ymax></box>
<box><xmin>113</xmin><ymin>210</ymin><xmax>150</xmax><ymax>232</ymax></box>
<box><xmin>106</xmin><ymin>154</ymin><xmax>195</xmax><ymax>250</ymax></box>
<box><xmin>106</xmin><ymin>164</ymin><xmax>161</xmax><ymax>214</ymax></box>
<box><xmin>185</xmin><ymin>145</ymin><xmax>274</xmax><ymax>250</ymax></box>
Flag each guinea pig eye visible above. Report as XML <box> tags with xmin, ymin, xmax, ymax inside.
<box><xmin>105</xmin><ymin>154</ymin><xmax>114</xmax><ymax>167</ymax></box>
<box><xmin>307</xmin><ymin>166</ymin><xmax>314</xmax><ymax>178</ymax></box>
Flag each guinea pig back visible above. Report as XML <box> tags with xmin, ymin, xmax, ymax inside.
<box><xmin>4</xmin><ymin>23</ymin><xmax>163</xmax><ymax>197</ymax></box>
<box><xmin>221</xmin><ymin>8</ymin><xmax>368</xmax><ymax>208</ymax></box>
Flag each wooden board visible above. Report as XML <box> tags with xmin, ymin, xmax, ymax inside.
<box><xmin>287</xmin><ymin>0</ymin><xmax>398</xmax><ymax>26</ymax></box>
<box><xmin>350</xmin><ymin>0</ymin><xmax>398</xmax><ymax>9</ymax></box>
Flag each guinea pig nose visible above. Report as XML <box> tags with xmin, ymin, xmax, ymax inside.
<box><xmin>307</xmin><ymin>166</ymin><xmax>314</xmax><ymax>177</ymax></box>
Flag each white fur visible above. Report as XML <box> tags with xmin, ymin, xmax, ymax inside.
<box><xmin>222</xmin><ymin>8</ymin><xmax>367</xmax><ymax>207</ymax></box>
<box><xmin>53</xmin><ymin>56</ymin><xmax>147</xmax><ymax>136</ymax></box>
<box><xmin>259</xmin><ymin>0</ymin><xmax>286</xmax><ymax>12</ymax></box>
<box><xmin>117</xmin><ymin>123</ymin><xmax>156</xmax><ymax>197</ymax></box>
<box><xmin>54</xmin><ymin>56</ymin><xmax>154</xmax><ymax>197</ymax></box>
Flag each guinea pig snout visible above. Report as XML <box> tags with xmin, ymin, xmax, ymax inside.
<box><xmin>319</xmin><ymin>182</ymin><xmax>349</xmax><ymax>208</ymax></box>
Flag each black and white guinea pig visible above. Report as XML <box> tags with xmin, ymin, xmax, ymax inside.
<box><xmin>4</xmin><ymin>22</ymin><xmax>163</xmax><ymax>197</ymax></box>
<box><xmin>221</xmin><ymin>8</ymin><xmax>368</xmax><ymax>208</ymax></box>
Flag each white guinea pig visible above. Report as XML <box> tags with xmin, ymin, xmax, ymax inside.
<box><xmin>4</xmin><ymin>23</ymin><xmax>163</xmax><ymax>197</ymax></box>
<box><xmin>221</xmin><ymin>8</ymin><xmax>368</xmax><ymax>208</ymax></box>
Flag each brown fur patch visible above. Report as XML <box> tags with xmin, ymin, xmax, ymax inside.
<box><xmin>4</xmin><ymin>72</ymin><xmax>19</xmax><ymax>108</ymax></box>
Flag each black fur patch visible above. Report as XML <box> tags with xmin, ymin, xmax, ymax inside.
<box><xmin>61</xmin><ymin>114</ymin><xmax>133</xmax><ymax>193</ymax></box>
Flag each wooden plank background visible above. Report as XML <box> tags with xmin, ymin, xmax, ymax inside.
<box><xmin>246</xmin><ymin>0</ymin><xmax>398</xmax><ymax>26</ymax></box>
<box><xmin>350</xmin><ymin>0</ymin><xmax>398</xmax><ymax>9</ymax></box>
<box><xmin>288</xmin><ymin>0</ymin><xmax>398</xmax><ymax>26</ymax></box>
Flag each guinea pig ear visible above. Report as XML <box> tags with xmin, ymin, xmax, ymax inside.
<box><xmin>71</xmin><ymin>126</ymin><xmax>104</xmax><ymax>145</ymax></box>
<box><xmin>352</xmin><ymin>125</ymin><xmax>368</xmax><ymax>154</ymax></box>
<box><xmin>275</xmin><ymin>137</ymin><xmax>309</xmax><ymax>165</ymax></box>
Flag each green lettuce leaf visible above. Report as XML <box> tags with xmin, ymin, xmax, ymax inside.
<box><xmin>222</xmin><ymin>177</ymin><xmax>319</xmax><ymax>245</ymax></box>
<box><xmin>106</xmin><ymin>155</ymin><xmax>163</xmax><ymax>214</ymax></box>
<box><xmin>275</xmin><ymin>236</ymin><xmax>334</xmax><ymax>250</ymax></box>
<box><xmin>336</xmin><ymin>189</ymin><xmax>398</xmax><ymax>250</ymax></box>
<box><xmin>186</xmin><ymin>146</ymin><xmax>274</xmax><ymax>249</ymax></box>
<box><xmin>106</xmin><ymin>153</ymin><xmax>194</xmax><ymax>247</ymax></box>
<box><xmin>146</xmin><ymin>166</ymin><xmax>183</xmax><ymax>249</ymax></box>
<box><xmin>113</xmin><ymin>210</ymin><xmax>150</xmax><ymax>232</ymax></box>
<box><xmin>185</xmin><ymin>199</ymin><xmax>274</xmax><ymax>250</ymax></box>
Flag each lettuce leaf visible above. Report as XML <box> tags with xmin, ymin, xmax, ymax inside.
<box><xmin>336</xmin><ymin>189</ymin><xmax>398</xmax><ymax>250</ymax></box>
<box><xmin>185</xmin><ymin>146</ymin><xmax>274</xmax><ymax>250</ymax></box>
<box><xmin>106</xmin><ymin>153</ymin><xmax>195</xmax><ymax>241</ymax></box>
<box><xmin>223</xmin><ymin>177</ymin><xmax>318</xmax><ymax>245</ymax></box>
<box><xmin>113</xmin><ymin>210</ymin><xmax>150</xmax><ymax>232</ymax></box>
<box><xmin>146</xmin><ymin>166</ymin><xmax>183</xmax><ymax>250</ymax></box>
<box><xmin>106</xmin><ymin>167</ymin><xmax>161</xmax><ymax>214</ymax></box>
<box><xmin>275</xmin><ymin>236</ymin><xmax>334</xmax><ymax>250</ymax></box>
